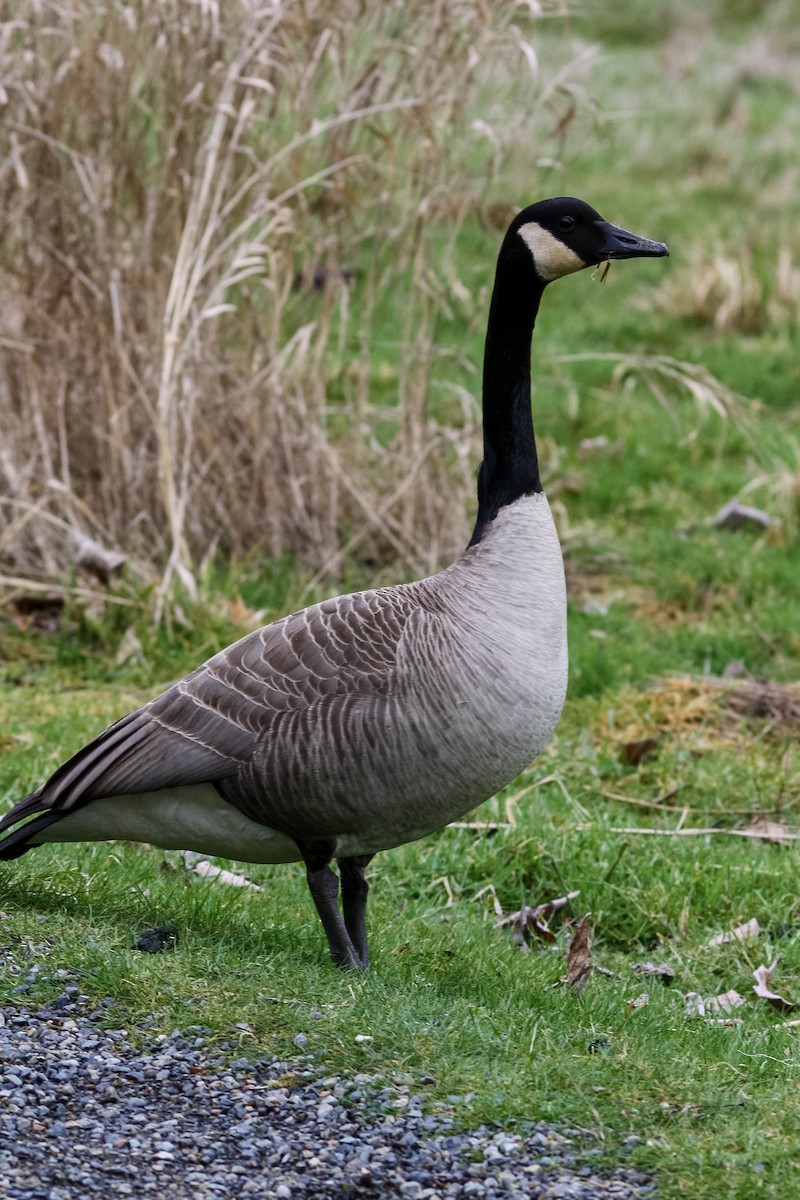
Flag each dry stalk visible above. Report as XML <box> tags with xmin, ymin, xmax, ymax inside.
<box><xmin>0</xmin><ymin>1</ymin><xmax>599</xmax><ymax>612</ymax></box>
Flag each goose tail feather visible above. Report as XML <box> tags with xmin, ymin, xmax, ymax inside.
<box><xmin>0</xmin><ymin>801</ymin><xmax>64</xmax><ymax>860</ymax></box>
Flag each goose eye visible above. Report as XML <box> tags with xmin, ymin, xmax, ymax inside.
<box><xmin>558</xmin><ymin>216</ymin><xmax>575</xmax><ymax>231</ymax></box>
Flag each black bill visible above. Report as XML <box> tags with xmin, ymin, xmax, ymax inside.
<box><xmin>596</xmin><ymin>220</ymin><xmax>669</xmax><ymax>261</ymax></box>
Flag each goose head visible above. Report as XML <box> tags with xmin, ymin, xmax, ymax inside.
<box><xmin>507</xmin><ymin>196</ymin><xmax>669</xmax><ymax>284</ymax></box>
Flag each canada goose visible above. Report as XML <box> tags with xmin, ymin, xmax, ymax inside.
<box><xmin>0</xmin><ymin>198</ymin><xmax>668</xmax><ymax>969</ymax></box>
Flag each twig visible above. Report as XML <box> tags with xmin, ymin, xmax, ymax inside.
<box><xmin>610</xmin><ymin>826</ymin><xmax>800</xmax><ymax>841</ymax></box>
<box><xmin>600</xmin><ymin>786</ymin><xmax>687</xmax><ymax>813</ymax></box>
<box><xmin>534</xmin><ymin>774</ymin><xmax>592</xmax><ymax>820</ymax></box>
<box><xmin>601</xmin><ymin>788</ymin><xmax>789</xmax><ymax>818</ymax></box>
<box><xmin>448</xmin><ymin>821</ymin><xmax>509</xmax><ymax>833</ymax></box>
<box><xmin>0</xmin><ymin>574</ymin><xmax>135</xmax><ymax>607</ymax></box>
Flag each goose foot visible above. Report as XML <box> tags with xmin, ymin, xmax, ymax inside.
<box><xmin>300</xmin><ymin>841</ymin><xmax>373</xmax><ymax>970</ymax></box>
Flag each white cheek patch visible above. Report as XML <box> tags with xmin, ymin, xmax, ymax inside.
<box><xmin>518</xmin><ymin>222</ymin><xmax>587</xmax><ymax>281</ymax></box>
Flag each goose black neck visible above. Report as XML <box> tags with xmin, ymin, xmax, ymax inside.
<box><xmin>468</xmin><ymin>261</ymin><xmax>545</xmax><ymax>547</ymax></box>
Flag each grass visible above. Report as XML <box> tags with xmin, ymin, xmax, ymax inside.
<box><xmin>2</xmin><ymin>3</ymin><xmax>800</xmax><ymax>1199</ymax></box>
<box><xmin>2</xmin><ymin>690</ymin><xmax>799</xmax><ymax>1197</ymax></box>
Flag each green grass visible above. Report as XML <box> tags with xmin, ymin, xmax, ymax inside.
<box><xmin>2</xmin><ymin>704</ymin><xmax>799</xmax><ymax>1197</ymax></box>
<box><xmin>2</xmin><ymin>9</ymin><xmax>800</xmax><ymax>1200</ymax></box>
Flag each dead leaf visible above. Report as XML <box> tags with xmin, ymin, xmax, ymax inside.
<box><xmin>632</xmin><ymin>961</ymin><xmax>675</xmax><ymax>985</ymax></box>
<box><xmin>224</xmin><ymin>595</ymin><xmax>266</xmax><ymax>628</ymax></box>
<box><xmin>707</xmin><ymin>918</ymin><xmax>760</xmax><ymax>947</ymax></box>
<box><xmin>621</xmin><ymin>737</ymin><xmax>660</xmax><ymax>766</ymax></box>
<box><xmin>10</xmin><ymin>593</ymin><xmax>64</xmax><ymax>633</ymax></box>
<box><xmin>627</xmin><ymin>991</ymin><xmax>650</xmax><ymax>1011</ymax></box>
<box><xmin>753</xmin><ymin>959</ymin><xmax>796</xmax><ymax>1013</ymax></box>
<box><xmin>69</xmin><ymin>530</ymin><xmax>126</xmax><ymax>583</ymax></box>
<box><xmin>685</xmin><ymin>991</ymin><xmax>706</xmax><ymax>1017</ymax></box>
<box><xmin>713</xmin><ymin>499</ymin><xmax>771</xmax><ymax>531</ymax></box>
<box><xmin>187</xmin><ymin>857</ymin><xmax>263</xmax><ymax>892</ymax></box>
<box><xmin>685</xmin><ymin>990</ymin><xmax>745</xmax><ymax>1023</ymax></box>
<box><xmin>745</xmin><ymin>816</ymin><xmax>796</xmax><ymax>844</ymax></box>
<box><xmin>566</xmin><ymin>915</ymin><xmax>592</xmax><ymax>994</ymax></box>
<box><xmin>707</xmin><ymin>989</ymin><xmax>746</xmax><ymax>1015</ymax></box>
<box><xmin>498</xmin><ymin>890</ymin><xmax>579</xmax><ymax>952</ymax></box>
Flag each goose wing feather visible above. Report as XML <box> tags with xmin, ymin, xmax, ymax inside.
<box><xmin>1</xmin><ymin>587</ymin><xmax>422</xmax><ymax>835</ymax></box>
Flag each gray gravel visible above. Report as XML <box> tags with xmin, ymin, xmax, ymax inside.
<box><xmin>0</xmin><ymin>1002</ymin><xmax>654</xmax><ymax>1200</ymax></box>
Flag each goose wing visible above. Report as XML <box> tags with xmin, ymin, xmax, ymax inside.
<box><xmin>0</xmin><ymin>587</ymin><xmax>420</xmax><ymax>847</ymax></box>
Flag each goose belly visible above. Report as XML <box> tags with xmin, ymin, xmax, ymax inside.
<box><xmin>32</xmin><ymin>784</ymin><xmax>302</xmax><ymax>865</ymax></box>
<box><xmin>332</xmin><ymin>681</ymin><xmax>566</xmax><ymax>857</ymax></box>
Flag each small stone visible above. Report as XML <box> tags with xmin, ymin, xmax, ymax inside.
<box><xmin>0</xmin><ymin>1007</ymin><xmax>653</xmax><ymax>1199</ymax></box>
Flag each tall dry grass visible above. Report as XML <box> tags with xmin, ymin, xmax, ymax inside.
<box><xmin>647</xmin><ymin>242</ymin><xmax>800</xmax><ymax>335</ymax></box>
<box><xmin>0</xmin><ymin>0</ymin><xmax>595</xmax><ymax>612</ymax></box>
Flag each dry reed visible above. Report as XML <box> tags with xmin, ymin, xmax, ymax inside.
<box><xmin>1</xmin><ymin>1</ymin><xmax>596</xmax><ymax>611</ymax></box>
<box><xmin>647</xmin><ymin>242</ymin><xmax>800</xmax><ymax>335</ymax></box>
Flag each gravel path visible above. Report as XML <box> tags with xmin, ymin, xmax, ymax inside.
<box><xmin>0</xmin><ymin>1002</ymin><xmax>654</xmax><ymax>1200</ymax></box>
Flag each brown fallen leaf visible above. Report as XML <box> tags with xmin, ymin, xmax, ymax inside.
<box><xmin>632</xmin><ymin>961</ymin><xmax>675</xmax><ymax>985</ymax></box>
<box><xmin>10</xmin><ymin>593</ymin><xmax>65</xmax><ymax>633</ymax></box>
<box><xmin>626</xmin><ymin>991</ymin><xmax>650</xmax><ymax>1011</ymax></box>
<box><xmin>707</xmin><ymin>989</ymin><xmax>746</xmax><ymax>1015</ymax></box>
<box><xmin>224</xmin><ymin>595</ymin><xmax>267</xmax><ymax>628</ymax></box>
<box><xmin>498</xmin><ymin>890</ymin><xmax>580</xmax><ymax>952</ymax></box>
<box><xmin>685</xmin><ymin>990</ymin><xmax>746</xmax><ymax>1019</ymax></box>
<box><xmin>753</xmin><ymin>959</ymin><xmax>796</xmax><ymax>1013</ymax></box>
<box><xmin>745</xmin><ymin>816</ymin><xmax>796</xmax><ymax>844</ymax></box>
<box><xmin>566</xmin><ymin>915</ymin><xmax>592</xmax><ymax>994</ymax></box>
<box><xmin>621</xmin><ymin>737</ymin><xmax>660</xmax><ymax>766</ymax></box>
<box><xmin>707</xmin><ymin>918</ymin><xmax>760</xmax><ymax>947</ymax></box>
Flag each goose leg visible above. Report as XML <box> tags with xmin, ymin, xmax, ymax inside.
<box><xmin>339</xmin><ymin>854</ymin><xmax>373</xmax><ymax>969</ymax></box>
<box><xmin>299</xmin><ymin>840</ymin><xmax>363</xmax><ymax>970</ymax></box>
